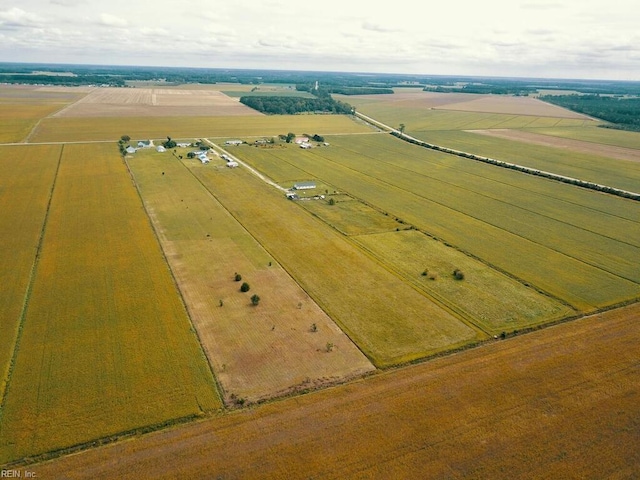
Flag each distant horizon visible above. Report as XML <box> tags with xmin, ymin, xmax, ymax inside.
<box><xmin>1</xmin><ymin>61</ymin><xmax>638</xmax><ymax>85</ymax></box>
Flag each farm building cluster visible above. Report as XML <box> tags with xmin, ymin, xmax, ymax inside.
<box><xmin>124</xmin><ymin>139</ymin><xmax>239</xmax><ymax>168</ymax></box>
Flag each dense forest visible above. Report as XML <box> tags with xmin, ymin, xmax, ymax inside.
<box><xmin>239</xmin><ymin>95</ymin><xmax>353</xmax><ymax>115</ymax></box>
<box><xmin>541</xmin><ymin>94</ymin><xmax>640</xmax><ymax>131</ymax></box>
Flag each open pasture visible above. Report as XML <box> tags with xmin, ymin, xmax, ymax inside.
<box><xmin>126</xmin><ymin>150</ymin><xmax>374</xmax><ymax>404</ymax></box>
<box><xmin>0</xmin><ymin>144</ymin><xmax>221</xmax><ymax>464</ymax></box>
<box><xmin>522</xmin><ymin>125</ymin><xmax>640</xmax><ymax>150</ymax></box>
<box><xmin>355</xmin><ymin>230</ymin><xmax>574</xmax><ymax>334</ymax></box>
<box><xmin>422</xmin><ymin>129</ymin><xmax>640</xmax><ymax>193</ymax></box>
<box><xmin>33</xmin><ymin>302</ymin><xmax>640</xmax><ymax>479</ymax></box>
<box><xmin>436</xmin><ymin>94</ymin><xmax>593</xmax><ymax>118</ymax></box>
<box><xmin>29</xmin><ymin>114</ymin><xmax>372</xmax><ymax>143</ymax></box>
<box><xmin>301</xmin><ymin>195</ymin><xmax>404</xmax><ymax>236</ymax></box>
<box><xmin>53</xmin><ymin>87</ymin><xmax>259</xmax><ymax>117</ymax></box>
<box><xmin>234</xmin><ymin>135</ymin><xmax>640</xmax><ymax>312</ymax></box>
<box><xmin>191</xmin><ymin>151</ymin><xmax>482</xmax><ymax>366</ymax></box>
<box><xmin>0</xmin><ymin>145</ymin><xmax>60</xmax><ymax>401</ymax></box>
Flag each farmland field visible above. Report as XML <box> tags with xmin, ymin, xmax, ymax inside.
<box><xmin>422</xmin><ymin>129</ymin><xmax>640</xmax><ymax>193</ymax></box>
<box><xmin>29</xmin><ymin>114</ymin><xmax>373</xmax><ymax>143</ymax></box>
<box><xmin>53</xmin><ymin>87</ymin><xmax>259</xmax><ymax>117</ymax></box>
<box><xmin>0</xmin><ymin>145</ymin><xmax>61</xmax><ymax>401</ymax></box>
<box><xmin>0</xmin><ymin>144</ymin><xmax>221</xmax><ymax>464</ymax></box>
<box><xmin>232</xmin><ymin>135</ymin><xmax>640</xmax><ymax>312</ymax></box>
<box><xmin>126</xmin><ymin>149</ymin><xmax>374</xmax><ymax>403</ymax></box>
<box><xmin>189</xmin><ymin>151</ymin><xmax>483</xmax><ymax>366</ymax></box>
<box><xmin>0</xmin><ymin>85</ymin><xmax>86</xmax><ymax>142</ymax></box>
<box><xmin>521</xmin><ymin>125</ymin><xmax>640</xmax><ymax>150</ymax></box>
<box><xmin>32</xmin><ymin>302</ymin><xmax>640</xmax><ymax>479</ymax></box>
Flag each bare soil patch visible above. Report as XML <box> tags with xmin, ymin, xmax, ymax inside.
<box><xmin>470</xmin><ymin>128</ymin><xmax>640</xmax><ymax>163</ymax></box>
<box><xmin>53</xmin><ymin>88</ymin><xmax>260</xmax><ymax>117</ymax></box>
<box><xmin>31</xmin><ymin>303</ymin><xmax>640</xmax><ymax>478</ymax></box>
<box><xmin>438</xmin><ymin>95</ymin><xmax>591</xmax><ymax>118</ymax></box>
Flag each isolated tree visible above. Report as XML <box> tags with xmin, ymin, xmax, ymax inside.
<box><xmin>240</xmin><ymin>282</ymin><xmax>250</xmax><ymax>292</ymax></box>
<box><xmin>328</xmin><ymin>197</ymin><xmax>336</xmax><ymax>206</ymax></box>
<box><xmin>310</xmin><ymin>323</ymin><xmax>317</xmax><ymax>332</ymax></box>
<box><xmin>453</xmin><ymin>269</ymin><xmax>465</xmax><ymax>280</ymax></box>
<box><xmin>398</xmin><ymin>123</ymin><xmax>406</xmax><ymax>135</ymax></box>
<box><xmin>121</xmin><ymin>135</ymin><xmax>131</xmax><ymax>143</ymax></box>
<box><xmin>234</xmin><ymin>273</ymin><xmax>242</xmax><ymax>282</ymax></box>
<box><xmin>286</xmin><ymin>132</ymin><xmax>296</xmax><ymax>143</ymax></box>
<box><xmin>163</xmin><ymin>136</ymin><xmax>177</xmax><ymax>149</ymax></box>
<box><xmin>250</xmin><ymin>294</ymin><xmax>260</xmax><ymax>306</ymax></box>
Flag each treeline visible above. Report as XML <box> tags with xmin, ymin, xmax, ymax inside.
<box><xmin>240</xmin><ymin>95</ymin><xmax>353</xmax><ymax>115</ymax></box>
<box><xmin>540</xmin><ymin>94</ymin><xmax>640</xmax><ymax>131</ymax></box>
<box><xmin>425</xmin><ymin>85</ymin><xmax>536</xmax><ymax>95</ymax></box>
<box><xmin>0</xmin><ymin>73</ymin><xmax>125</xmax><ymax>87</ymax></box>
<box><xmin>295</xmin><ymin>84</ymin><xmax>393</xmax><ymax>95</ymax></box>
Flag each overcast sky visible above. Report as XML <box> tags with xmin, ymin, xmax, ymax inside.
<box><xmin>0</xmin><ymin>0</ymin><xmax>638</xmax><ymax>81</ymax></box>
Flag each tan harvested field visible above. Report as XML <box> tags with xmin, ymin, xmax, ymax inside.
<box><xmin>31</xmin><ymin>303</ymin><xmax>640</xmax><ymax>479</ymax></box>
<box><xmin>470</xmin><ymin>128</ymin><xmax>640</xmax><ymax>164</ymax></box>
<box><xmin>127</xmin><ymin>150</ymin><xmax>374</xmax><ymax>404</ymax></box>
<box><xmin>0</xmin><ymin>144</ymin><xmax>221</xmax><ymax>464</ymax></box>
<box><xmin>436</xmin><ymin>94</ymin><xmax>593</xmax><ymax>118</ymax></box>
<box><xmin>53</xmin><ymin>87</ymin><xmax>260</xmax><ymax>117</ymax></box>
<box><xmin>29</xmin><ymin>114</ymin><xmax>371</xmax><ymax>142</ymax></box>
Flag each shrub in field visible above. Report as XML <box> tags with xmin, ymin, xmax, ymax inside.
<box><xmin>234</xmin><ymin>273</ymin><xmax>242</xmax><ymax>282</ymax></box>
<box><xmin>240</xmin><ymin>282</ymin><xmax>250</xmax><ymax>292</ymax></box>
<box><xmin>453</xmin><ymin>269</ymin><xmax>465</xmax><ymax>280</ymax></box>
<box><xmin>251</xmin><ymin>294</ymin><xmax>260</xmax><ymax>306</ymax></box>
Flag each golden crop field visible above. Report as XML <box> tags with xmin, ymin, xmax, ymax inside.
<box><xmin>29</xmin><ymin>114</ymin><xmax>373</xmax><ymax>143</ymax></box>
<box><xmin>32</xmin><ymin>303</ymin><xmax>640</xmax><ymax>479</ymax></box>
<box><xmin>0</xmin><ymin>86</ymin><xmax>85</xmax><ymax>143</ymax></box>
<box><xmin>189</xmin><ymin>152</ymin><xmax>483</xmax><ymax>366</ymax></box>
<box><xmin>0</xmin><ymin>144</ymin><xmax>221</xmax><ymax>464</ymax></box>
<box><xmin>522</xmin><ymin>125</ymin><xmax>640</xmax><ymax>150</ymax></box>
<box><xmin>422</xmin><ymin>130</ymin><xmax>640</xmax><ymax>193</ymax></box>
<box><xmin>0</xmin><ymin>145</ymin><xmax>60</xmax><ymax>401</ymax></box>
<box><xmin>231</xmin><ymin>135</ymin><xmax>640</xmax><ymax>312</ymax></box>
<box><xmin>126</xmin><ymin>149</ymin><xmax>374</xmax><ymax>404</ymax></box>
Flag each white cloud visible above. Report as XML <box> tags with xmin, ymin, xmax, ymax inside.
<box><xmin>99</xmin><ymin>13</ymin><xmax>128</xmax><ymax>28</ymax></box>
<box><xmin>0</xmin><ymin>7</ymin><xmax>45</xmax><ymax>29</ymax></box>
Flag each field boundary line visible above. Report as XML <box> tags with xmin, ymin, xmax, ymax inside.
<box><xmin>354</xmin><ymin>112</ymin><xmax>640</xmax><ymax>202</ymax></box>
<box><xmin>122</xmin><ymin>150</ymin><xmax>225</xmax><ymax>407</ymax></box>
<box><xmin>0</xmin><ymin>145</ymin><xmax>64</xmax><ymax>422</ymax></box>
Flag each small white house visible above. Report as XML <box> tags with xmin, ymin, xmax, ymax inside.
<box><xmin>137</xmin><ymin>140</ymin><xmax>154</xmax><ymax>148</ymax></box>
<box><xmin>226</xmin><ymin>161</ymin><xmax>239</xmax><ymax>168</ymax></box>
<box><xmin>294</xmin><ymin>137</ymin><xmax>309</xmax><ymax>144</ymax></box>
<box><xmin>156</xmin><ymin>145</ymin><xmax>166</xmax><ymax>153</ymax></box>
<box><xmin>225</xmin><ymin>140</ymin><xmax>243</xmax><ymax>146</ymax></box>
<box><xmin>125</xmin><ymin>146</ymin><xmax>137</xmax><ymax>154</ymax></box>
<box><xmin>198</xmin><ymin>153</ymin><xmax>209</xmax><ymax>164</ymax></box>
<box><xmin>293</xmin><ymin>181</ymin><xmax>316</xmax><ymax>190</ymax></box>
<box><xmin>177</xmin><ymin>143</ymin><xmax>191</xmax><ymax>148</ymax></box>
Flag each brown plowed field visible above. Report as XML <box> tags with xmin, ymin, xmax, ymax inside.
<box><xmin>31</xmin><ymin>303</ymin><xmax>640</xmax><ymax>479</ymax></box>
<box><xmin>53</xmin><ymin>87</ymin><xmax>260</xmax><ymax>117</ymax></box>
<box><xmin>469</xmin><ymin>128</ymin><xmax>640</xmax><ymax>163</ymax></box>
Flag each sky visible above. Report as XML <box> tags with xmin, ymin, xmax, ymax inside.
<box><xmin>0</xmin><ymin>0</ymin><xmax>639</xmax><ymax>81</ymax></box>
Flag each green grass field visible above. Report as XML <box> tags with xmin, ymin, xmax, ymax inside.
<box><xmin>126</xmin><ymin>149</ymin><xmax>374</xmax><ymax>403</ymax></box>
<box><xmin>232</xmin><ymin>135</ymin><xmax>640</xmax><ymax>312</ymax></box>
<box><xmin>29</xmin><ymin>115</ymin><xmax>373</xmax><ymax>143</ymax></box>
<box><xmin>189</xmin><ymin>152</ymin><xmax>483</xmax><ymax>366</ymax></box>
<box><xmin>0</xmin><ymin>144</ymin><xmax>221</xmax><ymax>464</ymax></box>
